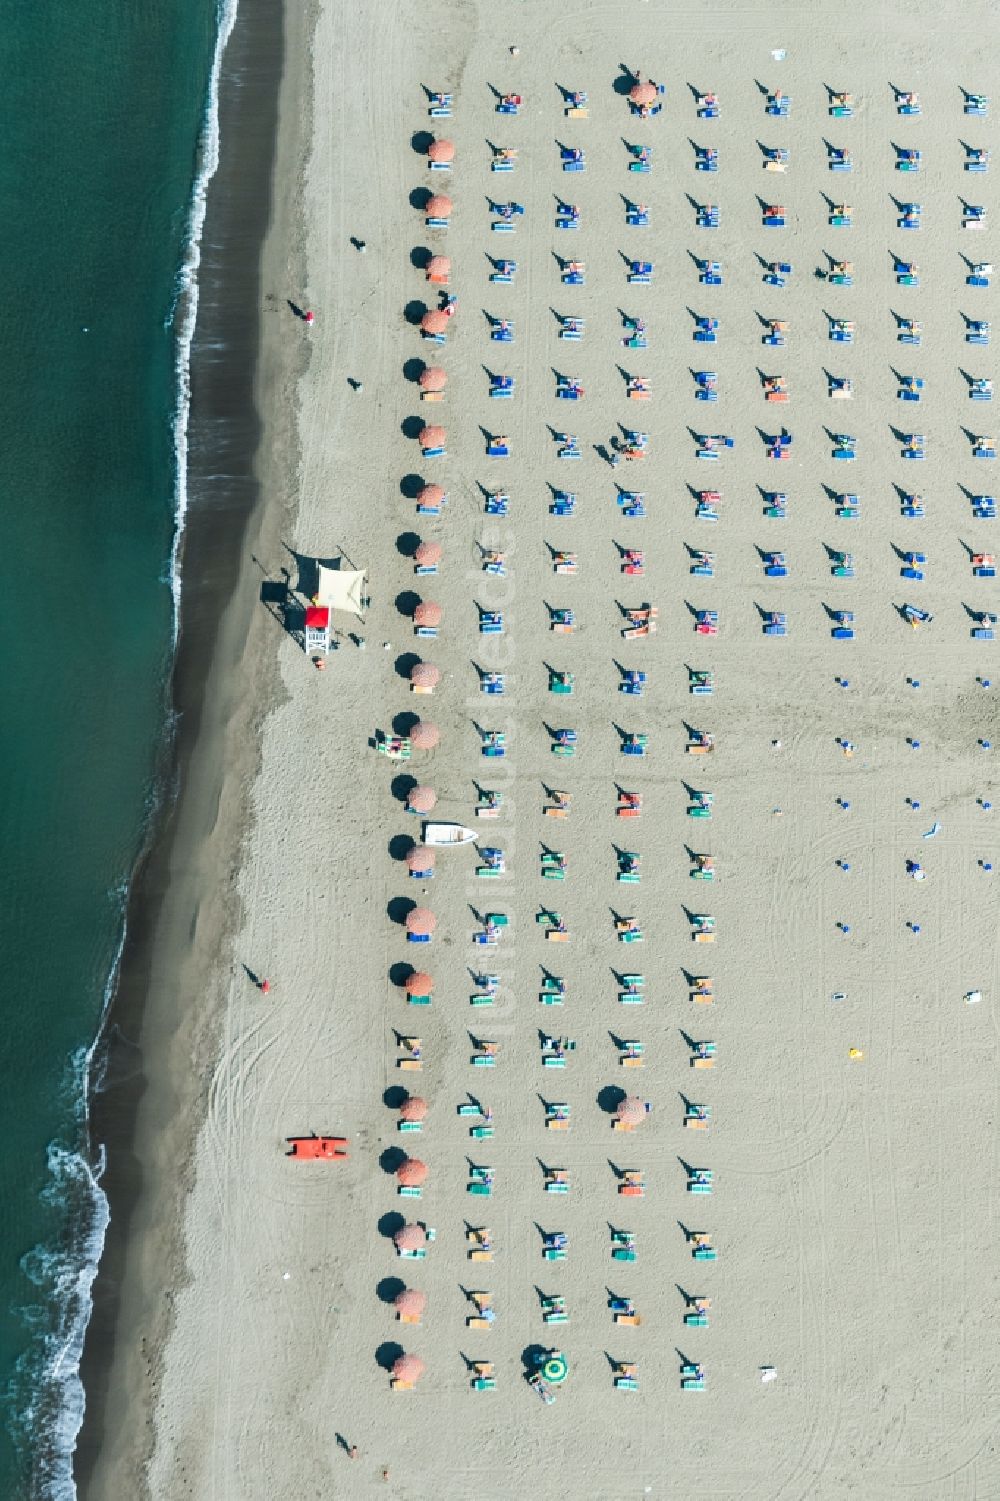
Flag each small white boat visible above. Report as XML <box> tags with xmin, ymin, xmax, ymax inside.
<box><xmin>422</xmin><ymin>822</ymin><xmax>478</xmax><ymax>847</ymax></box>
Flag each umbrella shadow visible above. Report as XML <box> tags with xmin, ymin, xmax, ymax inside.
<box><xmin>375</xmin><ymin>1340</ymin><xmax>405</xmax><ymax>1372</ymax></box>
<box><xmin>597</xmin><ymin>1083</ymin><xmax>627</xmax><ymax>1114</ymax></box>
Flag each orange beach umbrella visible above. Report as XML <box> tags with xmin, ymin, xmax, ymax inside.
<box><xmin>419</xmin><ymin>424</ymin><xmax>446</xmax><ymax>449</ymax></box>
<box><xmin>413</xmin><ymin>601</ymin><xmax>442</xmax><ymax>627</ymax></box>
<box><xmin>406</xmin><ymin>906</ymin><xmax>437</xmax><ymax>934</ymax></box>
<box><xmin>630</xmin><ymin>81</ymin><xmax>656</xmax><ymax>106</ymax></box>
<box><xmin>406</xmin><ymin>784</ymin><xmax>437</xmax><ymax>813</ymax></box>
<box><xmin>406</xmin><ymin>846</ymin><xmax>437</xmax><ymax>873</ymax></box>
<box><xmin>414</xmin><ymin>540</ymin><xmax>442</xmax><ymax>566</ymax></box>
<box><xmin>425</xmin><ymin>194</ymin><xmax>452</xmax><ymax>217</ymax></box>
<box><xmin>394</xmin><ymin>1224</ymin><xmax>427</xmax><ymax>1251</ymax></box>
<box><xmin>616</xmin><ymin>1094</ymin><xmax>647</xmax><ymax>1126</ymax></box>
<box><xmin>421</xmin><ymin>309</ymin><xmax>449</xmax><ymax>335</ymax></box>
<box><xmin>428</xmin><ymin>138</ymin><xmax>455</xmax><ymax>163</ymax></box>
<box><xmin>399</xmin><ymin>1095</ymin><xmax>428</xmax><ymax>1121</ymax></box>
<box><xmin>396</xmin><ymin>1158</ymin><xmax>428</xmax><ymax>1187</ymax></box>
<box><xmin>419</xmin><ymin>366</ymin><xmax>448</xmax><ymax>391</ymax></box>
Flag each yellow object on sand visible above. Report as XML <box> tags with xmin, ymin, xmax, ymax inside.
<box><xmin>849</xmin><ymin>1048</ymin><xmax>864</xmax><ymax>1060</ymax></box>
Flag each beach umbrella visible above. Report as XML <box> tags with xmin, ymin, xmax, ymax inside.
<box><xmin>425</xmin><ymin>193</ymin><xmax>453</xmax><ymax>218</ymax></box>
<box><xmin>542</xmin><ymin>1351</ymin><xmax>569</xmax><ymax>1385</ymax></box>
<box><xmin>399</xmin><ymin>1095</ymin><xmax>428</xmax><ymax>1121</ymax></box>
<box><xmin>395</xmin><ymin>1288</ymin><xmax>427</xmax><ymax>1318</ymax></box>
<box><xmin>415</xmin><ymin>541</ymin><xmax>442</xmax><ymax>566</ymax></box>
<box><xmin>396</xmin><ymin>1158</ymin><xmax>428</xmax><ymax>1187</ymax></box>
<box><xmin>425</xmin><ymin>254</ymin><xmax>451</xmax><ymax>280</ymax></box>
<box><xmin>428</xmin><ymin>138</ymin><xmax>455</xmax><ymax>163</ymax></box>
<box><xmin>411</xmin><ymin>662</ymin><xmax>441</xmax><ymax>689</ymax></box>
<box><xmin>419</xmin><ymin>424</ymin><xmax>446</xmax><ymax>450</ymax></box>
<box><xmin>629</xmin><ymin>80</ymin><xmax>656</xmax><ymax>106</ymax></box>
<box><xmin>413</xmin><ymin>601</ymin><xmax>442</xmax><ymax>628</ymax></box>
<box><xmin>406</xmin><ymin>846</ymin><xmax>437</xmax><ymax>873</ymax></box>
<box><xmin>392</xmin><ymin>1353</ymin><xmax>426</xmax><ymax>1383</ymax></box>
<box><xmin>394</xmin><ymin>1223</ymin><xmax>426</xmax><ymax>1252</ymax></box>
<box><xmin>420</xmin><ymin>309</ymin><xmax>450</xmax><ymax>336</ymax></box>
<box><xmin>406</xmin><ymin>906</ymin><xmax>437</xmax><ymax>935</ymax></box>
<box><xmin>406</xmin><ymin>784</ymin><xmax>437</xmax><ymax>814</ymax></box>
<box><xmin>403</xmin><ymin>971</ymin><xmax>433</xmax><ymax>995</ymax></box>
<box><xmin>419</xmin><ymin>366</ymin><xmax>448</xmax><ymax>392</ymax></box>
<box><xmin>411</xmin><ymin>722</ymin><xmax>440</xmax><ymax>751</ymax></box>
<box><xmin>616</xmin><ymin>1094</ymin><xmax>646</xmax><ymax>1126</ymax></box>
<box><xmin>416</xmin><ymin>483</ymin><xmax>445</xmax><ymax>509</ymax></box>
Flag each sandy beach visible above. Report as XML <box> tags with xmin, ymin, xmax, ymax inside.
<box><xmin>81</xmin><ymin>0</ymin><xmax>1000</xmax><ymax>1497</ymax></box>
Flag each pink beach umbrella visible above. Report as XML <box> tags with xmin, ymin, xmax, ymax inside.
<box><xmin>413</xmin><ymin>600</ymin><xmax>442</xmax><ymax>627</ymax></box>
<box><xmin>410</xmin><ymin>722</ymin><xmax>440</xmax><ymax>751</ymax></box>
<box><xmin>406</xmin><ymin>906</ymin><xmax>437</xmax><ymax>935</ymax></box>
<box><xmin>394</xmin><ymin>1288</ymin><xmax>427</xmax><ymax>1319</ymax></box>
<box><xmin>392</xmin><ymin>1353</ymin><xmax>426</xmax><ymax>1383</ymax></box>
<box><xmin>425</xmin><ymin>254</ymin><xmax>451</xmax><ymax>282</ymax></box>
<box><xmin>402</xmin><ymin>971</ymin><xmax>433</xmax><ymax>996</ymax></box>
<box><xmin>406</xmin><ymin>784</ymin><xmax>437</xmax><ymax>814</ymax></box>
<box><xmin>414</xmin><ymin>540</ymin><xmax>442</xmax><ymax>567</ymax></box>
<box><xmin>425</xmin><ymin>194</ymin><xmax>452</xmax><ymax>218</ymax></box>
<box><xmin>428</xmin><ymin>138</ymin><xmax>455</xmax><ymax>163</ymax></box>
<box><xmin>419</xmin><ymin>366</ymin><xmax>448</xmax><ymax>392</ymax></box>
<box><xmin>394</xmin><ymin>1223</ymin><xmax>426</xmax><ymax>1252</ymax></box>
<box><xmin>406</xmin><ymin>846</ymin><xmax>437</xmax><ymax>873</ymax></box>
<box><xmin>416</xmin><ymin>483</ymin><xmax>445</xmax><ymax>510</ymax></box>
<box><xmin>396</xmin><ymin>1158</ymin><xmax>429</xmax><ymax>1187</ymax></box>
<box><xmin>410</xmin><ymin>662</ymin><xmax>441</xmax><ymax>689</ymax></box>
<box><xmin>419</xmin><ymin>424</ymin><xmax>446</xmax><ymax>450</ymax></box>
<box><xmin>616</xmin><ymin>1094</ymin><xmax>647</xmax><ymax>1126</ymax></box>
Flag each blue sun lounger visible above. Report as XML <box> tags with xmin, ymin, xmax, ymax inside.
<box><xmin>967</xmin><ymin>321</ymin><xmax>990</xmax><ymax>345</ymax></box>
<box><xmin>972</xmin><ymin>626</ymin><xmax>995</xmax><ymax>640</ymax></box>
<box><xmin>830</xmin><ymin>209</ymin><xmax>852</xmax><ymax>227</ymax></box>
<box><xmin>561</xmin><ymin>147</ymin><xmax>585</xmax><ymax>172</ymax></box>
<box><xmin>489</xmin><ymin>260</ymin><xmax>515</xmax><ymax>284</ymax></box>
<box><xmin>972</xmin><ymin>494</ymin><xmax>996</xmax><ymax>518</ymax></box>
<box><xmin>626</xmin><ymin>207</ymin><xmax>649</xmax><ymax>227</ymax></box>
<box><xmin>627</xmin><ymin>260</ymin><xmax>652</xmax><ymax>284</ymax></box>
<box><xmin>425</xmin><ymin>216</ymin><xmax>450</xmax><ymax>230</ymax></box>
<box><xmin>550</xmin><ymin>492</ymin><xmax>575</xmax><ymax>516</ymax></box>
<box><xmin>489</xmin><ymin>375</ymin><xmax>514</xmax><ymax>398</ymax></box>
<box><xmin>763</xmin><ymin>612</ymin><xmax>787</xmax><ymax>636</ymax></box>
<box><xmin>628</xmin><ymin>146</ymin><xmax>652</xmax><ymax>174</ymax></box>
<box><xmin>696</xmin><ymin>205</ymin><xmax>719</xmax><ymax>228</ymax></box>
<box><xmin>898</xmin><ymin>377</ymin><xmax>923</xmax><ymax>401</ymax></box>
<box><xmin>491</xmin><ymin>321</ymin><xmax>514</xmax><ymax>342</ymax></box>
<box><xmin>486</xmin><ymin>439</ymin><xmax>509</xmax><ymax>457</ymax></box>
<box><xmin>695</xmin><ymin>146</ymin><xmax>718</xmax><ymax>172</ymax></box>
<box><xmin>562</xmin><ymin>265</ymin><xmax>585</xmax><ymax>286</ymax></box>
<box><xmin>975</xmin><ymin>440</ymin><xmax>998</xmax><ymax>458</ymax></box>
<box><xmin>965</xmin><ymin>94</ymin><xmax>989</xmax><ymax>117</ymax></box>
<box><xmin>485</xmin><ymin>492</ymin><xmax>508</xmax><ymax>516</ymax></box>
<box><xmin>829</xmin><ymin>321</ymin><xmax>853</xmax><ymax>343</ymax></box>
<box><xmin>971</xmin><ymin>380</ymin><xmax>993</xmax><ymax>401</ymax></box>
<box><xmin>766</xmin><ymin>92</ymin><xmax>791</xmax><ymax>117</ymax></box>
<box><xmin>763</xmin><ymin>209</ymin><xmax>785</xmax><ymax>227</ymax></box>
<box><xmin>559</xmin><ymin>318</ymin><xmax>585</xmax><ymax>340</ymax></box>
<box><xmin>428</xmin><ymin>93</ymin><xmax>452</xmax><ymax>118</ymax></box>
<box><xmin>693</xmin><ymin>317</ymin><xmax>718</xmax><ymax>344</ymax></box>
<box><xmin>833</xmin><ymin>445</ymin><xmax>856</xmax><ymax>461</ymax></box>
<box><xmin>699</xmin><ymin>260</ymin><xmax>722</xmax><ymax>285</ymax></box>
<box><xmin>965</xmin><ymin>149</ymin><xmax>990</xmax><ymax>172</ymax></box>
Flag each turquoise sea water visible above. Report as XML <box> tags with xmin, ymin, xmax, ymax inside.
<box><xmin>0</xmin><ymin>1</ymin><xmax>220</xmax><ymax>1492</ymax></box>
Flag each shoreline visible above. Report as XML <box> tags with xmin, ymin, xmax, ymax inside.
<box><xmin>74</xmin><ymin>0</ymin><xmax>312</xmax><ymax>1493</ymax></box>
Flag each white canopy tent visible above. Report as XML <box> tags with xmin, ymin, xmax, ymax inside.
<box><xmin>315</xmin><ymin>565</ymin><xmax>367</xmax><ymax>617</ymax></box>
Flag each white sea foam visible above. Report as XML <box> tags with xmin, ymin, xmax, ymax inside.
<box><xmin>164</xmin><ymin>0</ymin><xmax>240</xmax><ymax>640</ymax></box>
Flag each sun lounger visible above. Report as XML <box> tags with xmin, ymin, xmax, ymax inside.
<box><xmin>766</xmin><ymin>91</ymin><xmax>791</xmax><ymax>116</ymax></box>
<box><xmin>627</xmin><ymin>260</ymin><xmax>652</xmax><ymax>284</ymax></box>
<box><xmin>966</xmin><ymin>93</ymin><xmax>989</xmax><ymax>116</ymax></box>
<box><xmin>428</xmin><ymin>94</ymin><xmax>452</xmax><ymax>118</ymax></box>
<box><xmin>973</xmin><ymin>627</ymin><xmax>995</xmax><ymax>639</ymax></box>
<box><xmin>696</xmin><ymin>205</ymin><xmax>719</xmax><ymax>228</ymax></box>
